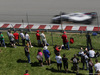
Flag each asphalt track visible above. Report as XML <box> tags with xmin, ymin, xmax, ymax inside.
<box><xmin>0</xmin><ymin>0</ymin><xmax>100</xmax><ymax>25</ymax></box>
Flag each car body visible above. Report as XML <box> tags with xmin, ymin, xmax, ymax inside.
<box><xmin>52</xmin><ymin>12</ymin><xmax>97</xmax><ymax>24</ymax></box>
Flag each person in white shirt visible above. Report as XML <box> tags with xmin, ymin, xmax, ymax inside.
<box><xmin>20</xmin><ymin>30</ymin><xmax>25</xmax><ymax>46</ymax></box>
<box><xmin>84</xmin><ymin>52</ymin><xmax>89</xmax><ymax>70</ymax></box>
<box><xmin>94</xmin><ymin>59</ymin><xmax>100</xmax><ymax>74</ymax></box>
<box><xmin>25</xmin><ymin>32</ymin><xmax>33</xmax><ymax>48</ymax></box>
<box><xmin>40</xmin><ymin>31</ymin><xmax>47</xmax><ymax>46</ymax></box>
<box><xmin>9</xmin><ymin>31</ymin><xmax>16</xmax><ymax>48</ymax></box>
<box><xmin>7</xmin><ymin>29</ymin><xmax>11</xmax><ymax>43</ymax></box>
<box><xmin>55</xmin><ymin>53</ymin><xmax>62</xmax><ymax>71</ymax></box>
<box><xmin>89</xmin><ymin>48</ymin><xmax>95</xmax><ymax>58</ymax></box>
<box><xmin>78</xmin><ymin>47</ymin><xmax>84</xmax><ymax>56</ymax></box>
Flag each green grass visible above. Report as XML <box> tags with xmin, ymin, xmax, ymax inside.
<box><xmin>0</xmin><ymin>31</ymin><xmax>100</xmax><ymax>75</ymax></box>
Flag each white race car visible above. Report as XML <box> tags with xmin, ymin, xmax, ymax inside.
<box><xmin>52</xmin><ymin>12</ymin><xmax>97</xmax><ymax>24</ymax></box>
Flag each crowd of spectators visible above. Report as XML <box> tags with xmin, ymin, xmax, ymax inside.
<box><xmin>0</xmin><ymin>29</ymin><xmax>100</xmax><ymax>75</ymax></box>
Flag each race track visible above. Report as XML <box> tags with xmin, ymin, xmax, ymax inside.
<box><xmin>0</xmin><ymin>0</ymin><xmax>100</xmax><ymax>25</ymax></box>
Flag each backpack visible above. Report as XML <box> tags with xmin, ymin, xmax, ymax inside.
<box><xmin>95</xmin><ymin>52</ymin><xmax>100</xmax><ymax>57</ymax></box>
<box><xmin>70</xmin><ymin>37</ymin><xmax>74</xmax><ymax>44</ymax></box>
<box><xmin>73</xmin><ymin>58</ymin><xmax>77</xmax><ymax>63</ymax></box>
<box><xmin>92</xmin><ymin>32</ymin><xmax>97</xmax><ymax>36</ymax></box>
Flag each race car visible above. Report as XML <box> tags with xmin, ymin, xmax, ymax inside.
<box><xmin>51</xmin><ymin>12</ymin><xmax>97</xmax><ymax>24</ymax></box>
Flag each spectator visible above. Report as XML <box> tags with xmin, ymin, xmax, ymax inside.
<box><xmin>54</xmin><ymin>45</ymin><xmax>61</xmax><ymax>55</ymax></box>
<box><xmin>55</xmin><ymin>53</ymin><xmax>62</xmax><ymax>71</ymax></box>
<box><xmin>9</xmin><ymin>31</ymin><xmax>16</xmax><ymax>48</ymax></box>
<box><xmin>83</xmin><ymin>52</ymin><xmax>89</xmax><ymax>70</ymax></box>
<box><xmin>62</xmin><ymin>54</ymin><xmax>68</xmax><ymax>73</ymax></box>
<box><xmin>89</xmin><ymin>48</ymin><xmax>95</xmax><ymax>58</ymax></box>
<box><xmin>26</xmin><ymin>41</ymin><xmax>30</xmax><ymax>48</ymax></box>
<box><xmin>36</xmin><ymin>30</ymin><xmax>41</xmax><ymax>46</ymax></box>
<box><xmin>0</xmin><ymin>32</ymin><xmax>6</xmax><ymax>48</ymax></box>
<box><xmin>89</xmin><ymin>59</ymin><xmax>94</xmax><ymax>75</ymax></box>
<box><xmin>20</xmin><ymin>30</ymin><xmax>25</xmax><ymax>46</ymax></box>
<box><xmin>7</xmin><ymin>29</ymin><xmax>11</xmax><ymax>42</ymax></box>
<box><xmin>13</xmin><ymin>31</ymin><xmax>19</xmax><ymax>45</ymax></box>
<box><xmin>37</xmin><ymin>49</ymin><xmax>43</xmax><ymax>66</ymax></box>
<box><xmin>43</xmin><ymin>46</ymin><xmax>51</xmax><ymax>65</ymax></box>
<box><xmin>24</xmin><ymin>46</ymin><xmax>31</xmax><ymax>63</ymax></box>
<box><xmin>62</xmin><ymin>31</ymin><xmax>70</xmax><ymax>50</ymax></box>
<box><xmin>24</xmin><ymin>70</ymin><xmax>29</xmax><ymax>75</ymax></box>
<box><xmin>40</xmin><ymin>31</ymin><xmax>47</xmax><ymax>46</ymax></box>
<box><xmin>71</xmin><ymin>54</ymin><xmax>80</xmax><ymax>74</ymax></box>
<box><xmin>25</xmin><ymin>32</ymin><xmax>33</xmax><ymax>48</ymax></box>
<box><xmin>94</xmin><ymin>59</ymin><xmax>100</xmax><ymax>75</ymax></box>
<box><xmin>78</xmin><ymin>47</ymin><xmax>84</xmax><ymax>56</ymax></box>
<box><xmin>81</xmin><ymin>52</ymin><xmax>85</xmax><ymax>70</ymax></box>
<box><xmin>86</xmin><ymin>32</ymin><xmax>92</xmax><ymax>50</ymax></box>
<box><xmin>84</xmin><ymin>48</ymin><xmax>89</xmax><ymax>57</ymax></box>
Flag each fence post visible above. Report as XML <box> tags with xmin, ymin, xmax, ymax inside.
<box><xmin>49</xmin><ymin>25</ymin><xmax>53</xmax><ymax>46</ymax></box>
<box><xmin>22</xmin><ymin>19</ymin><xmax>24</xmax><ymax>29</ymax></box>
<box><xmin>96</xmin><ymin>12</ymin><xmax>100</xmax><ymax>33</ymax></box>
<box><xmin>26</xmin><ymin>13</ymin><xmax>31</xmax><ymax>32</ymax></box>
<box><xmin>60</xmin><ymin>11</ymin><xmax>63</xmax><ymax>32</ymax></box>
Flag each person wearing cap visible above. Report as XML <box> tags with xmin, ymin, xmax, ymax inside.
<box><xmin>13</xmin><ymin>30</ymin><xmax>19</xmax><ymax>45</ymax></box>
<box><xmin>0</xmin><ymin>32</ymin><xmax>6</xmax><ymax>48</ymax></box>
<box><xmin>62</xmin><ymin>31</ymin><xmax>70</xmax><ymax>50</ymax></box>
<box><xmin>36</xmin><ymin>30</ymin><xmax>41</xmax><ymax>46</ymax></box>
<box><xmin>40</xmin><ymin>31</ymin><xmax>47</xmax><ymax>47</ymax></box>
<box><xmin>20</xmin><ymin>30</ymin><xmax>25</xmax><ymax>46</ymax></box>
<box><xmin>43</xmin><ymin>46</ymin><xmax>51</xmax><ymax>65</ymax></box>
<box><xmin>71</xmin><ymin>54</ymin><xmax>80</xmax><ymax>74</ymax></box>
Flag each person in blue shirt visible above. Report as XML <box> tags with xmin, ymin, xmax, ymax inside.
<box><xmin>43</xmin><ymin>46</ymin><xmax>51</xmax><ymax>65</ymax></box>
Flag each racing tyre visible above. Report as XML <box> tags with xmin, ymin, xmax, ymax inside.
<box><xmin>84</xmin><ymin>20</ymin><xmax>92</xmax><ymax>25</ymax></box>
<box><xmin>52</xmin><ymin>20</ymin><xmax>61</xmax><ymax>24</ymax></box>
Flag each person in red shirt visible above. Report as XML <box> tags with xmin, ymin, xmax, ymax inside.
<box><xmin>54</xmin><ymin>45</ymin><xmax>61</xmax><ymax>55</ymax></box>
<box><xmin>62</xmin><ymin>31</ymin><xmax>70</xmax><ymax>50</ymax></box>
<box><xmin>24</xmin><ymin>70</ymin><xmax>29</xmax><ymax>75</ymax></box>
<box><xmin>36</xmin><ymin>30</ymin><xmax>41</xmax><ymax>46</ymax></box>
<box><xmin>13</xmin><ymin>31</ymin><xmax>19</xmax><ymax>45</ymax></box>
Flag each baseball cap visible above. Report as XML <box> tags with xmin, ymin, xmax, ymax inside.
<box><xmin>43</xmin><ymin>46</ymin><xmax>48</xmax><ymax>50</ymax></box>
<box><xmin>37</xmin><ymin>30</ymin><xmax>39</xmax><ymax>33</ymax></box>
<box><xmin>64</xmin><ymin>31</ymin><xmax>66</xmax><ymax>34</ymax></box>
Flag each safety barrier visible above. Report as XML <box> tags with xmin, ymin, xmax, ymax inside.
<box><xmin>0</xmin><ymin>22</ymin><xmax>99</xmax><ymax>32</ymax></box>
